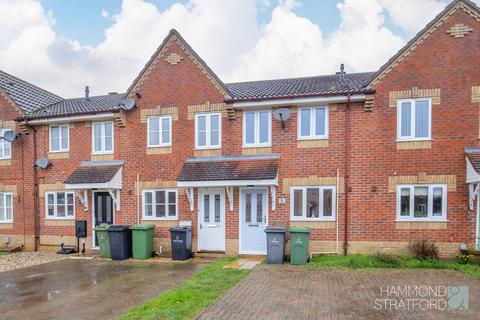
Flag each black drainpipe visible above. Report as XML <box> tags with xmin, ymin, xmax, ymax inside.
<box><xmin>344</xmin><ymin>92</ymin><xmax>351</xmax><ymax>255</ymax></box>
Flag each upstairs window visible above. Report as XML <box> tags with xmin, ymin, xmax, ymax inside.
<box><xmin>397</xmin><ymin>98</ymin><xmax>431</xmax><ymax>140</ymax></box>
<box><xmin>243</xmin><ymin>110</ymin><xmax>271</xmax><ymax>147</ymax></box>
<box><xmin>291</xmin><ymin>186</ymin><xmax>336</xmax><ymax>221</ymax></box>
<box><xmin>92</xmin><ymin>121</ymin><xmax>114</xmax><ymax>154</ymax></box>
<box><xmin>195</xmin><ymin>113</ymin><xmax>221</xmax><ymax>149</ymax></box>
<box><xmin>148</xmin><ymin>116</ymin><xmax>172</xmax><ymax>147</ymax></box>
<box><xmin>396</xmin><ymin>185</ymin><xmax>446</xmax><ymax>221</ymax></box>
<box><xmin>298</xmin><ymin>107</ymin><xmax>328</xmax><ymax>139</ymax></box>
<box><xmin>0</xmin><ymin>129</ymin><xmax>12</xmax><ymax>159</ymax></box>
<box><xmin>46</xmin><ymin>191</ymin><xmax>75</xmax><ymax>219</ymax></box>
<box><xmin>143</xmin><ymin>189</ymin><xmax>177</xmax><ymax>220</ymax></box>
<box><xmin>0</xmin><ymin>192</ymin><xmax>13</xmax><ymax>223</ymax></box>
<box><xmin>49</xmin><ymin>125</ymin><xmax>69</xmax><ymax>152</ymax></box>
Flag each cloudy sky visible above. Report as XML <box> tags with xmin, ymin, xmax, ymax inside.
<box><xmin>0</xmin><ymin>0</ymin><xmax>468</xmax><ymax>97</ymax></box>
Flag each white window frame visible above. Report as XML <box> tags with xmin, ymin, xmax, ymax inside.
<box><xmin>142</xmin><ymin>189</ymin><xmax>178</xmax><ymax>220</ymax></box>
<box><xmin>243</xmin><ymin>110</ymin><xmax>272</xmax><ymax>148</ymax></box>
<box><xmin>92</xmin><ymin>121</ymin><xmax>114</xmax><ymax>154</ymax></box>
<box><xmin>45</xmin><ymin>191</ymin><xmax>75</xmax><ymax>219</ymax></box>
<box><xmin>147</xmin><ymin>115</ymin><xmax>172</xmax><ymax>148</ymax></box>
<box><xmin>0</xmin><ymin>129</ymin><xmax>13</xmax><ymax>159</ymax></box>
<box><xmin>396</xmin><ymin>184</ymin><xmax>447</xmax><ymax>221</ymax></box>
<box><xmin>0</xmin><ymin>192</ymin><xmax>13</xmax><ymax>223</ymax></box>
<box><xmin>49</xmin><ymin>124</ymin><xmax>69</xmax><ymax>152</ymax></box>
<box><xmin>297</xmin><ymin>106</ymin><xmax>328</xmax><ymax>140</ymax></box>
<box><xmin>290</xmin><ymin>186</ymin><xmax>336</xmax><ymax>221</ymax></box>
<box><xmin>397</xmin><ymin>98</ymin><xmax>432</xmax><ymax>141</ymax></box>
<box><xmin>195</xmin><ymin>112</ymin><xmax>222</xmax><ymax>150</ymax></box>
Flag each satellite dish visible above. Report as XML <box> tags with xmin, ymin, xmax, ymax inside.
<box><xmin>118</xmin><ymin>98</ymin><xmax>135</xmax><ymax>110</ymax></box>
<box><xmin>1</xmin><ymin>131</ymin><xmax>16</xmax><ymax>142</ymax></box>
<box><xmin>273</xmin><ymin>108</ymin><xmax>291</xmax><ymax>129</ymax></box>
<box><xmin>35</xmin><ymin>158</ymin><xmax>51</xmax><ymax>169</ymax></box>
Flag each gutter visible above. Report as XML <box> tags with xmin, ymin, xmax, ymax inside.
<box><xmin>229</xmin><ymin>93</ymin><xmax>370</xmax><ymax>109</ymax></box>
<box><xmin>19</xmin><ymin>112</ymin><xmax>116</xmax><ymax>125</ymax></box>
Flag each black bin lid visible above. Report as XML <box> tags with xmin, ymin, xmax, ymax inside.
<box><xmin>108</xmin><ymin>225</ymin><xmax>131</xmax><ymax>232</ymax></box>
<box><xmin>169</xmin><ymin>226</ymin><xmax>191</xmax><ymax>232</ymax></box>
<box><xmin>265</xmin><ymin>225</ymin><xmax>287</xmax><ymax>233</ymax></box>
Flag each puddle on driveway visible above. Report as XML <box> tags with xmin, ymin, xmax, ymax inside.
<box><xmin>0</xmin><ymin>258</ymin><xmax>203</xmax><ymax>320</ymax></box>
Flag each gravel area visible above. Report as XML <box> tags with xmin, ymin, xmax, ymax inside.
<box><xmin>0</xmin><ymin>252</ymin><xmax>67</xmax><ymax>273</ymax></box>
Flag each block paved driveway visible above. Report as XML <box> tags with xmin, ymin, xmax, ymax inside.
<box><xmin>0</xmin><ymin>258</ymin><xmax>203</xmax><ymax>320</ymax></box>
<box><xmin>197</xmin><ymin>264</ymin><xmax>480</xmax><ymax>320</ymax></box>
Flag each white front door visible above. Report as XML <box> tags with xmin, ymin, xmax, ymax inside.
<box><xmin>240</xmin><ymin>188</ymin><xmax>268</xmax><ymax>254</ymax></box>
<box><xmin>198</xmin><ymin>188</ymin><xmax>225</xmax><ymax>251</ymax></box>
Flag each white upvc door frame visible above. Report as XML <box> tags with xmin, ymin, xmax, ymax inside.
<box><xmin>91</xmin><ymin>190</ymin><xmax>116</xmax><ymax>249</ymax></box>
<box><xmin>197</xmin><ymin>188</ymin><xmax>226</xmax><ymax>252</ymax></box>
<box><xmin>238</xmin><ymin>187</ymin><xmax>268</xmax><ymax>255</ymax></box>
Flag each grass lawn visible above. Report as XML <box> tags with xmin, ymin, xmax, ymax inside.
<box><xmin>122</xmin><ymin>257</ymin><xmax>251</xmax><ymax>320</ymax></box>
<box><xmin>309</xmin><ymin>253</ymin><xmax>480</xmax><ymax>279</ymax></box>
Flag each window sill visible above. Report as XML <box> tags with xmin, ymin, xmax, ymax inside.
<box><xmin>395</xmin><ymin>220</ymin><xmax>448</xmax><ymax>230</ymax></box>
<box><xmin>0</xmin><ymin>223</ymin><xmax>13</xmax><ymax>230</ymax></box>
<box><xmin>195</xmin><ymin>146</ymin><xmax>221</xmax><ymax>151</ymax></box>
<box><xmin>142</xmin><ymin>217</ymin><xmax>178</xmax><ymax>221</ymax></box>
<box><xmin>0</xmin><ymin>159</ymin><xmax>11</xmax><ymax>166</ymax></box>
<box><xmin>395</xmin><ymin>219</ymin><xmax>447</xmax><ymax>222</ymax></box>
<box><xmin>92</xmin><ymin>152</ymin><xmax>114</xmax><ymax>155</ymax></box>
<box><xmin>48</xmin><ymin>150</ymin><xmax>70</xmax><ymax>153</ymax></box>
<box><xmin>290</xmin><ymin>220</ymin><xmax>335</xmax><ymax>229</ymax></box>
<box><xmin>44</xmin><ymin>219</ymin><xmax>75</xmax><ymax>227</ymax></box>
<box><xmin>45</xmin><ymin>217</ymin><xmax>75</xmax><ymax>220</ymax></box>
<box><xmin>242</xmin><ymin>144</ymin><xmax>271</xmax><ymax>149</ymax></box>
<box><xmin>147</xmin><ymin>145</ymin><xmax>172</xmax><ymax>148</ymax></box>
<box><xmin>290</xmin><ymin>218</ymin><xmax>336</xmax><ymax>222</ymax></box>
<box><xmin>297</xmin><ymin>137</ymin><xmax>328</xmax><ymax>141</ymax></box>
<box><xmin>0</xmin><ymin>221</ymin><xmax>13</xmax><ymax>224</ymax></box>
<box><xmin>146</xmin><ymin>146</ymin><xmax>172</xmax><ymax>155</ymax></box>
<box><xmin>297</xmin><ymin>139</ymin><xmax>328</xmax><ymax>149</ymax></box>
<box><xmin>396</xmin><ymin>139</ymin><xmax>433</xmax><ymax>142</ymax></box>
<box><xmin>48</xmin><ymin>151</ymin><xmax>69</xmax><ymax>159</ymax></box>
<box><xmin>396</xmin><ymin>140</ymin><xmax>432</xmax><ymax>150</ymax></box>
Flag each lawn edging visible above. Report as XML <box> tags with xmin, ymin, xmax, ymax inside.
<box><xmin>121</xmin><ymin>257</ymin><xmax>251</xmax><ymax>320</ymax></box>
<box><xmin>308</xmin><ymin>253</ymin><xmax>480</xmax><ymax>279</ymax></box>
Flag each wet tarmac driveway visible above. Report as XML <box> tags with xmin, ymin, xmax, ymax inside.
<box><xmin>0</xmin><ymin>258</ymin><xmax>203</xmax><ymax>320</ymax></box>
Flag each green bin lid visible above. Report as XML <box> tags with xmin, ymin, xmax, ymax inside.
<box><xmin>289</xmin><ymin>226</ymin><xmax>311</xmax><ymax>233</ymax></box>
<box><xmin>93</xmin><ymin>223</ymin><xmax>110</xmax><ymax>231</ymax></box>
<box><xmin>130</xmin><ymin>224</ymin><xmax>155</xmax><ymax>230</ymax></box>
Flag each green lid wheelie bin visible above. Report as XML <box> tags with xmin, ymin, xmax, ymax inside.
<box><xmin>94</xmin><ymin>224</ymin><xmax>111</xmax><ymax>258</ymax></box>
<box><xmin>289</xmin><ymin>227</ymin><xmax>310</xmax><ymax>265</ymax></box>
<box><xmin>130</xmin><ymin>224</ymin><xmax>155</xmax><ymax>260</ymax></box>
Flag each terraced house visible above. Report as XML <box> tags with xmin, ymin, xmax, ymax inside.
<box><xmin>1</xmin><ymin>0</ymin><xmax>480</xmax><ymax>258</ymax></box>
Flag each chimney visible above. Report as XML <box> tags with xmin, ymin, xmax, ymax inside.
<box><xmin>339</xmin><ymin>63</ymin><xmax>345</xmax><ymax>82</ymax></box>
<box><xmin>85</xmin><ymin>86</ymin><xmax>90</xmax><ymax>101</ymax></box>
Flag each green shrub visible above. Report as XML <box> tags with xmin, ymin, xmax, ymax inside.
<box><xmin>374</xmin><ymin>253</ymin><xmax>401</xmax><ymax>266</ymax></box>
<box><xmin>457</xmin><ymin>254</ymin><xmax>469</xmax><ymax>265</ymax></box>
<box><xmin>408</xmin><ymin>240</ymin><xmax>439</xmax><ymax>260</ymax></box>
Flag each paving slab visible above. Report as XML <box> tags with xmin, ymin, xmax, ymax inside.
<box><xmin>196</xmin><ymin>264</ymin><xmax>480</xmax><ymax>320</ymax></box>
<box><xmin>0</xmin><ymin>258</ymin><xmax>203</xmax><ymax>320</ymax></box>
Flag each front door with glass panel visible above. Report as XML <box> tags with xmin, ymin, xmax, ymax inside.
<box><xmin>240</xmin><ymin>189</ymin><xmax>267</xmax><ymax>254</ymax></box>
<box><xmin>93</xmin><ymin>192</ymin><xmax>114</xmax><ymax>247</ymax></box>
<box><xmin>198</xmin><ymin>188</ymin><xmax>225</xmax><ymax>251</ymax></box>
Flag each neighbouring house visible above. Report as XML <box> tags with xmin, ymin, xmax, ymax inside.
<box><xmin>1</xmin><ymin>0</ymin><xmax>480</xmax><ymax>258</ymax></box>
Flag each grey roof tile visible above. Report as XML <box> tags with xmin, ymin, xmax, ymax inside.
<box><xmin>0</xmin><ymin>70</ymin><xmax>62</xmax><ymax>114</ymax></box>
<box><xmin>27</xmin><ymin>93</ymin><xmax>126</xmax><ymax>119</ymax></box>
<box><xmin>178</xmin><ymin>156</ymin><xmax>279</xmax><ymax>182</ymax></box>
<box><xmin>64</xmin><ymin>165</ymin><xmax>122</xmax><ymax>184</ymax></box>
<box><xmin>225</xmin><ymin>72</ymin><xmax>374</xmax><ymax>101</ymax></box>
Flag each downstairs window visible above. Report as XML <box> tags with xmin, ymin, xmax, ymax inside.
<box><xmin>397</xmin><ymin>185</ymin><xmax>447</xmax><ymax>221</ymax></box>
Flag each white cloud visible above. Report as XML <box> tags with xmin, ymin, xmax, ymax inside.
<box><xmin>101</xmin><ymin>9</ymin><xmax>110</xmax><ymax>19</ymax></box>
<box><xmin>0</xmin><ymin>0</ymin><xmax>456</xmax><ymax>97</ymax></box>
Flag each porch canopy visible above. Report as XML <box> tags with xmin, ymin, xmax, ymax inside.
<box><xmin>177</xmin><ymin>155</ymin><xmax>279</xmax><ymax>211</ymax></box>
<box><xmin>466</xmin><ymin>148</ymin><xmax>480</xmax><ymax>210</ymax></box>
<box><xmin>64</xmin><ymin>160</ymin><xmax>123</xmax><ymax>211</ymax></box>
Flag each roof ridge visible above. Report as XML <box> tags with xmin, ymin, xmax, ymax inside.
<box><xmin>226</xmin><ymin>71</ymin><xmax>376</xmax><ymax>86</ymax></box>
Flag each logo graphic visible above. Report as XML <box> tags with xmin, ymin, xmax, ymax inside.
<box><xmin>447</xmin><ymin>286</ymin><xmax>469</xmax><ymax>309</ymax></box>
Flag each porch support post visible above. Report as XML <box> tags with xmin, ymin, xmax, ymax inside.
<box><xmin>76</xmin><ymin>190</ymin><xmax>89</xmax><ymax>211</ymax></box>
<box><xmin>225</xmin><ymin>187</ymin><xmax>234</xmax><ymax>211</ymax></box>
<box><xmin>108</xmin><ymin>189</ymin><xmax>121</xmax><ymax>211</ymax></box>
<box><xmin>185</xmin><ymin>188</ymin><xmax>194</xmax><ymax>212</ymax></box>
<box><xmin>469</xmin><ymin>183</ymin><xmax>480</xmax><ymax>211</ymax></box>
<box><xmin>270</xmin><ymin>185</ymin><xmax>276</xmax><ymax>211</ymax></box>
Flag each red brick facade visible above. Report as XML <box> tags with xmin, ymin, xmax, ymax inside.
<box><xmin>1</xmin><ymin>0</ymin><xmax>479</xmax><ymax>257</ymax></box>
